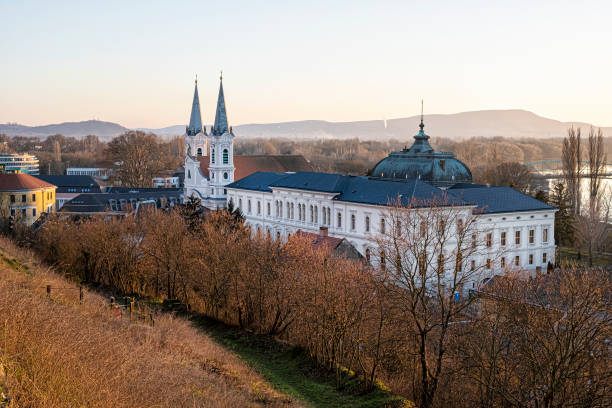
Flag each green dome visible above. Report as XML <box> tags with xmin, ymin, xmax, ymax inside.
<box><xmin>371</xmin><ymin>122</ymin><xmax>472</xmax><ymax>188</ymax></box>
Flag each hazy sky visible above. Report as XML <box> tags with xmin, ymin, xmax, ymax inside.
<box><xmin>1</xmin><ymin>0</ymin><xmax>611</xmax><ymax>128</ymax></box>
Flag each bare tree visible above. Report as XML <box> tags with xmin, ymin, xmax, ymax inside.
<box><xmin>107</xmin><ymin>131</ymin><xmax>165</xmax><ymax>187</ymax></box>
<box><xmin>562</xmin><ymin>127</ymin><xmax>583</xmax><ymax>215</ymax></box>
<box><xmin>376</xmin><ymin>195</ymin><xmax>501</xmax><ymax>407</ymax></box>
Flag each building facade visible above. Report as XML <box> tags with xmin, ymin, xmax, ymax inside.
<box><xmin>0</xmin><ymin>173</ymin><xmax>56</xmax><ymax>225</ymax></box>
<box><xmin>0</xmin><ymin>153</ymin><xmax>40</xmax><ymax>175</ymax></box>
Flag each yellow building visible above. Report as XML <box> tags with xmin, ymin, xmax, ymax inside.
<box><xmin>0</xmin><ymin>173</ymin><xmax>56</xmax><ymax>226</ymax></box>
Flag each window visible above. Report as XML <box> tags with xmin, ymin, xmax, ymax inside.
<box><xmin>529</xmin><ymin>229</ymin><xmax>535</xmax><ymax>244</ymax></box>
<box><xmin>223</xmin><ymin>189</ymin><xmax>227</xmax><ymax>195</ymax></box>
<box><xmin>337</xmin><ymin>212</ymin><xmax>342</xmax><ymax>228</ymax></box>
<box><xmin>455</xmin><ymin>252</ymin><xmax>463</xmax><ymax>272</ymax></box>
<box><xmin>515</xmin><ymin>256</ymin><xmax>520</xmax><ymax>266</ymax></box>
<box><xmin>197</xmin><ymin>147</ymin><xmax>202</xmax><ymax>156</ymax></box>
<box><xmin>365</xmin><ymin>216</ymin><xmax>370</xmax><ymax>232</ymax></box>
<box><xmin>32</xmin><ymin>193</ymin><xmax>36</xmax><ymax>202</ymax></box>
<box><xmin>10</xmin><ymin>209</ymin><xmax>15</xmax><ymax>217</ymax></box>
<box><xmin>471</xmin><ymin>260</ymin><xmax>475</xmax><ymax>271</ymax></box>
<box><xmin>277</xmin><ymin>231</ymin><xmax>281</xmax><ymax>240</ymax></box>
<box><xmin>380</xmin><ymin>251</ymin><xmax>386</xmax><ymax>270</ymax></box>
<box><xmin>501</xmin><ymin>231</ymin><xmax>506</xmax><ymax>246</ymax></box>
<box><xmin>529</xmin><ymin>254</ymin><xmax>533</xmax><ymax>264</ymax></box>
<box><xmin>211</xmin><ymin>149</ymin><xmax>215</xmax><ymax>163</ymax></box>
<box><xmin>501</xmin><ymin>257</ymin><xmax>506</xmax><ymax>268</ymax></box>
<box><xmin>257</xmin><ymin>201</ymin><xmax>261</xmax><ymax>215</ymax></box>
<box><xmin>486</xmin><ymin>233</ymin><xmax>492</xmax><ymax>248</ymax></box>
<box><xmin>239</xmin><ymin>198</ymin><xmax>242</xmax><ymax>209</ymax></box>
<box><xmin>310</xmin><ymin>205</ymin><xmax>313</xmax><ymax>222</ymax></box>
<box><xmin>314</xmin><ymin>206</ymin><xmax>318</xmax><ymax>223</ymax></box>
<box><xmin>542</xmin><ymin>252</ymin><xmax>547</xmax><ymax>263</ymax></box>
<box><xmin>32</xmin><ymin>208</ymin><xmax>36</xmax><ymax>217</ymax></box>
<box><xmin>380</xmin><ymin>218</ymin><xmax>385</xmax><ymax>234</ymax></box>
<box><xmin>486</xmin><ymin>258</ymin><xmax>491</xmax><ymax>269</ymax></box>
<box><xmin>457</xmin><ymin>219</ymin><xmax>463</xmax><ymax>231</ymax></box>
<box><xmin>365</xmin><ymin>248</ymin><xmax>371</xmax><ymax>263</ymax></box>
<box><xmin>21</xmin><ymin>195</ymin><xmax>26</xmax><ymax>203</ymax></box>
<box><xmin>223</xmin><ymin>149</ymin><xmax>229</xmax><ymax>164</ymax></box>
<box><xmin>420</xmin><ymin>221</ymin><xmax>427</xmax><ymax>237</ymax></box>
<box><xmin>188</xmin><ymin>170</ymin><xmax>191</xmax><ymax>179</ymax></box>
<box><xmin>515</xmin><ymin>230</ymin><xmax>521</xmax><ymax>245</ymax></box>
<box><xmin>472</xmin><ymin>234</ymin><xmax>477</xmax><ymax>249</ymax></box>
<box><xmin>351</xmin><ymin>214</ymin><xmax>356</xmax><ymax>230</ymax></box>
<box><xmin>10</xmin><ymin>195</ymin><xmax>15</xmax><ymax>203</ymax></box>
<box><xmin>21</xmin><ymin>209</ymin><xmax>26</xmax><ymax>218</ymax></box>
<box><xmin>267</xmin><ymin>202</ymin><xmax>271</xmax><ymax>216</ymax></box>
<box><xmin>223</xmin><ymin>172</ymin><xmax>228</xmax><ymax>180</ymax></box>
<box><xmin>542</xmin><ymin>228</ymin><xmax>549</xmax><ymax>243</ymax></box>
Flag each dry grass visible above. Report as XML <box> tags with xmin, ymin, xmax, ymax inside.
<box><xmin>0</xmin><ymin>236</ymin><xmax>300</xmax><ymax>408</ymax></box>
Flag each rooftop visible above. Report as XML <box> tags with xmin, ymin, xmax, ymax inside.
<box><xmin>0</xmin><ymin>173</ymin><xmax>55</xmax><ymax>191</ymax></box>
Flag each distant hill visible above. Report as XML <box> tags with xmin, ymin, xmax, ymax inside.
<box><xmin>0</xmin><ymin>120</ymin><xmax>128</xmax><ymax>139</ymax></box>
<box><xmin>3</xmin><ymin>110</ymin><xmax>611</xmax><ymax>140</ymax></box>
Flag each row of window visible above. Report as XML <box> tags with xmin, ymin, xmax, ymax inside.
<box><xmin>9</xmin><ymin>207</ymin><xmax>47</xmax><ymax>218</ymax></box>
<box><xmin>9</xmin><ymin>192</ymin><xmax>53</xmax><ymax>203</ymax></box>
<box><xmin>236</xmin><ymin>197</ymin><xmax>552</xmax><ymax>245</ymax></box>
<box><xmin>370</xmin><ymin>251</ymin><xmax>549</xmax><ymax>269</ymax></box>
<box><xmin>210</xmin><ymin>148</ymin><xmax>230</xmax><ymax>164</ymax></box>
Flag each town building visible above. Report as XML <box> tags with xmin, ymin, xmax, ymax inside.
<box><xmin>183</xmin><ymin>77</ymin><xmax>312</xmax><ymax>208</ymax></box>
<box><xmin>0</xmin><ymin>153</ymin><xmax>40</xmax><ymax>175</ymax></box>
<box><xmin>66</xmin><ymin>167</ymin><xmax>111</xmax><ymax>180</ymax></box>
<box><xmin>36</xmin><ymin>175</ymin><xmax>102</xmax><ymax>209</ymax></box>
<box><xmin>182</xmin><ymin>78</ymin><xmax>557</xmax><ymax>282</ymax></box>
<box><xmin>0</xmin><ymin>173</ymin><xmax>56</xmax><ymax>225</ymax></box>
<box><xmin>60</xmin><ymin>188</ymin><xmax>181</xmax><ymax>217</ymax></box>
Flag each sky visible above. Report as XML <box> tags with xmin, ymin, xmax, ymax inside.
<box><xmin>1</xmin><ymin>0</ymin><xmax>611</xmax><ymax>128</ymax></box>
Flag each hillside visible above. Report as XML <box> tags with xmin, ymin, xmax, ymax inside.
<box><xmin>3</xmin><ymin>110</ymin><xmax>611</xmax><ymax>140</ymax></box>
<box><xmin>0</xmin><ymin>237</ymin><xmax>299</xmax><ymax>408</ymax></box>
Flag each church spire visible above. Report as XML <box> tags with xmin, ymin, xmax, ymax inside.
<box><xmin>187</xmin><ymin>78</ymin><xmax>203</xmax><ymax>136</ymax></box>
<box><xmin>212</xmin><ymin>72</ymin><xmax>229</xmax><ymax>135</ymax></box>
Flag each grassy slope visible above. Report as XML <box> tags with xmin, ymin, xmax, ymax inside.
<box><xmin>194</xmin><ymin>317</ymin><xmax>407</xmax><ymax>408</ymax></box>
<box><xmin>0</xmin><ymin>237</ymin><xmax>300</xmax><ymax>408</ymax></box>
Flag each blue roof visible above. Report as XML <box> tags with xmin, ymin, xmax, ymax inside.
<box><xmin>229</xmin><ymin>171</ymin><xmax>467</xmax><ymax>207</ymax></box>
<box><xmin>212</xmin><ymin>78</ymin><xmax>228</xmax><ymax>135</ymax></box>
<box><xmin>225</xmin><ymin>172</ymin><xmax>287</xmax><ymax>192</ymax></box>
<box><xmin>448</xmin><ymin>186</ymin><xmax>554</xmax><ymax>214</ymax></box>
<box><xmin>186</xmin><ymin>82</ymin><xmax>203</xmax><ymax>136</ymax></box>
<box><xmin>269</xmin><ymin>172</ymin><xmax>348</xmax><ymax>193</ymax></box>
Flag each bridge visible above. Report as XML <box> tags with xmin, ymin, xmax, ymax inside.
<box><xmin>524</xmin><ymin>160</ymin><xmax>612</xmax><ymax>179</ymax></box>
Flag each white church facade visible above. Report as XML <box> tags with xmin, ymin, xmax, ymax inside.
<box><xmin>183</xmin><ymin>78</ymin><xmax>557</xmax><ymax>277</ymax></box>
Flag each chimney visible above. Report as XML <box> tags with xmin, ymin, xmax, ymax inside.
<box><xmin>319</xmin><ymin>226</ymin><xmax>328</xmax><ymax>237</ymax></box>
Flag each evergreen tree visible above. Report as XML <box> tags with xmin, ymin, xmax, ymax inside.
<box><xmin>549</xmin><ymin>183</ymin><xmax>574</xmax><ymax>246</ymax></box>
<box><xmin>181</xmin><ymin>194</ymin><xmax>204</xmax><ymax>231</ymax></box>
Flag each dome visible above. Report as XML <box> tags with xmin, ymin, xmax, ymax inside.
<box><xmin>371</xmin><ymin>121</ymin><xmax>472</xmax><ymax>188</ymax></box>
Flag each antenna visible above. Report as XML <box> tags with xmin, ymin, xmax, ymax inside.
<box><xmin>421</xmin><ymin>99</ymin><xmax>424</xmax><ymax>123</ymax></box>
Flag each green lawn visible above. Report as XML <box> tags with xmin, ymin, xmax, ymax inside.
<box><xmin>559</xmin><ymin>247</ymin><xmax>612</xmax><ymax>267</ymax></box>
<box><xmin>192</xmin><ymin>316</ymin><xmax>407</xmax><ymax>408</ymax></box>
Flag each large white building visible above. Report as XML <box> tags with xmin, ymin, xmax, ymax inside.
<box><xmin>183</xmin><ymin>78</ymin><xmax>557</xmax><ymax>278</ymax></box>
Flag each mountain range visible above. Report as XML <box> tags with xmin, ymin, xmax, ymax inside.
<box><xmin>2</xmin><ymin>110</ymin><xmax>610</xmax><ymax>141</ymax></box>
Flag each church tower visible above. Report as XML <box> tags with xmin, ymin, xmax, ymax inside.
<box><xmin>185</xmin><ymin>79</ymin><xmax>207</xmax><ymax>157</ymax></box>
<box><xmin>207</xmin><ymin>74</ymin><xmax>235</xmax><ymax>205</ymax></box>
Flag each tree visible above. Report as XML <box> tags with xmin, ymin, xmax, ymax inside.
<box><xmin>376</xmin><ymin>195</ymin><xmax>499</xmax><ymax>408</ymax></box>
<box><xmin>562</xmin><ymin>127</ymin><xmax>582</xmax><ymax>215</ymax></box>
<box><xmin>106</xmin><ymin>131</ymin><xmax>165</xmax><ymax>187</ymax></box>
<box><xmin>459</xmin><ymin>268</ymin><xmax>612</xmax><ymax>407</ymax></box>
<box><xmin>481</xmin><ymin>162</ymin><xmax>534</xmax><ymax>193</ymax></box>
<box><xmin>549</xmin><ymin>182</ymin><xmax>574</xmax><ymax>247</ymax></box>
<box><xmin>587</xmin><ymin>127</ymin><xmax>607</xmax><ymax>213</ymax></box>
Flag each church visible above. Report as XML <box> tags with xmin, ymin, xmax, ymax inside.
<box><xmin>184</xmin><ymin>78</ymin><xmax>557</xmax><ymax>276</ymax></box>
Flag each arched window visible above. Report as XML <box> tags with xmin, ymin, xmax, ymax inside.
<box><xmin>197</xmin><ymin>147</ymin><xmax>202</xmax><ymax>156</ymax></box>
<box><xmin>223</xmin><ymin>172</ymin><xmax>228</xmax><ymax>180</ymax></box>
<box><xmin>267</xmin><ymin>202</ymin><xmax>271</xmax><ymax>216</ymax></box>
<box><xmin>188</xmin><ymin>170</ymin><xmax>191</xmax><ymax>179</ymax></box>
<box><xmin>337</xmin><ymin>212</ymin><xmax>342</xmax><ymax>228</ymax></box>
<box><xmin>365</xmin><ymin>216</ymin><xmax>370</xmax><ymax>232</ymax></box>
<box><xmin>365</xmin><ymin>248</ymin><xmax>371</xmax><ymax>263</ymax></box>
<box><xmin>351</xmin><ymin>214</ymin><xmax>356</xmax><ymax>230</ymax></box>
<box><xmin>223</xmin><ymin>149</ymin><xmax>229</xmax><ymax>164</ymax></box>
<box><xmin>211</xmin><ymin>149</ymin><xmax>215</xmax><ymax>164</ymax></box>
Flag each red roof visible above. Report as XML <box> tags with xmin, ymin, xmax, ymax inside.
<box><xmin>295</xmin><ymin>230</ymin><xmax>343</xmax><ymax>253</ymax></box>
<box><xmin>0</xmin><ymin>174</ymin><xmax>56</xmax><ymax>191</ymax></box>
<box><xmin>196</xmin><ymin>155</ymin><xmax>313</xmax><ymax>181</ymax></box>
